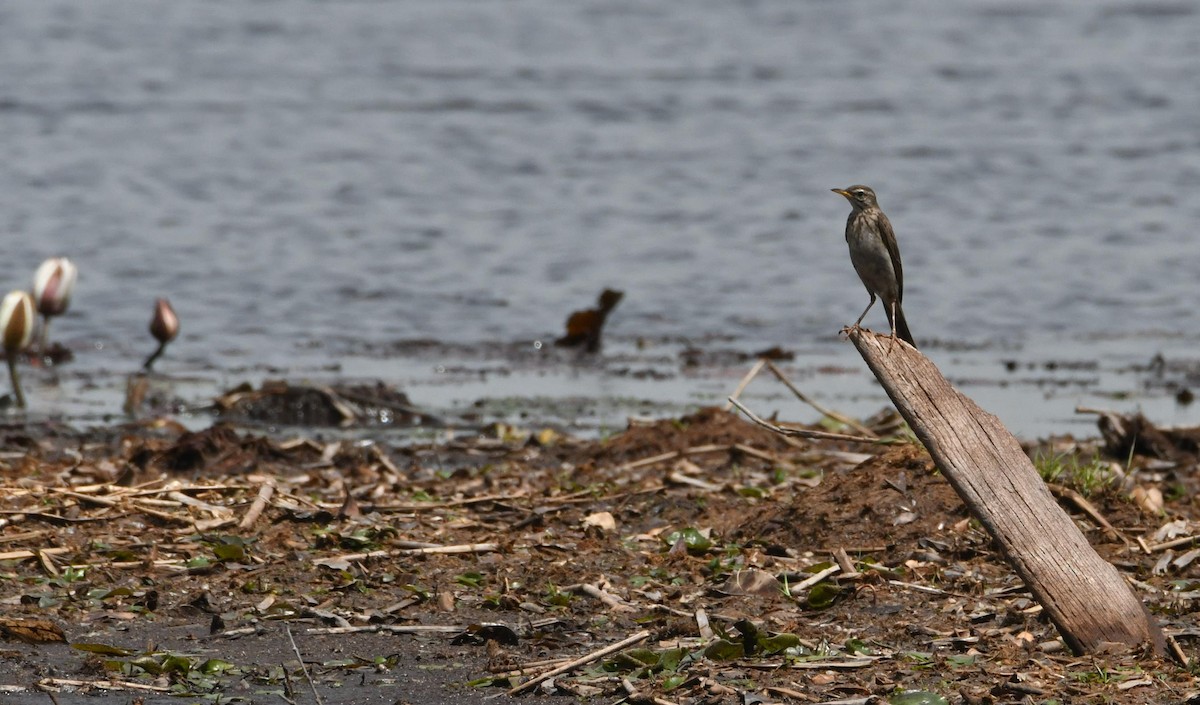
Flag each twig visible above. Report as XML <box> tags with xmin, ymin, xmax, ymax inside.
<box><xmin>1148</xmin><ymin>535</ymin><xmax>1199</xmax><ymax>553</ymax></box>
<box><xmin>1166</xmin><ymin>633</ymin><xmax>1190</xmax><ymax>668</ymax></box>
<box><xmin>281</xmin><ymin>660</ymin><xmax>297</xmax><ymax>704</ymax></box>
<box><xmin>619</xmin><ymin>450</ymin><xmax>686</xmax><ymax>471</ymax></box>
<box><xmin>723</xmin><ymin>358</ymin><xmax>767</xmax><ymax>411</ymax></box>
<box><xmin>666</xmin><ymin>471</ymin><xmax>723</xmax><ymax>491</ymax></box>
<box><xmin>812</xmin><ymin>697</ymin><xmax>884</xmax><ymax>705</ymax></box>
<box><xmin>790</xmin><ymin>565</ymin><xmax>840</xmax><ymax>592</ymax></box>
<box><xmin>36</xmin><ymin>678</ymin><xmax>170</xmax><ymax>693</ymax></box>
<box><xmin>887</xmin><ymin>579</ymin><xmax>984</xmax><ymax>600</ymax></box>
<box><xmin>765</xmin><ymin>685</ymin><xmax>808</xmax><ymax>700</ymax></box>
<box><xmin>561</xmin><ymin>583</ymin><xmax>636</xmax><ymax>612</ymax></box>
<box><xmin>367</xmin><ymin>492</ymin><xmax>531</xmax><ymax>512</ymax></box>
<box><xmin>304</xmin><ymin>624</ymin><xmax>466</xmax><ymax>635</ymax></box>
<box><xmin>47</xmin><ymin>489</ymin><xmax>119</xmax><ymax>507</ymax></box>
<box><xmin>695</xmin><ymin>608</ymin><xmax>713</xmax><ymax>641</ymax></box>
<box><xmin>285</xmin><ymin>622</ymin><xmax>325</xmax><ymax>705</ymax></box>
<box><xmin>328</xmin><ymin>542</ymin><xmax>501</xmax><ymax>564</ymax></box>
<box><xmin>731</xmin><ymin>442</ymin><xmax>791</xmax><ymax>466</ymax></box>
<box><xmin>129</xmin><ymin>501</ymin><xmax>194</xmax><ymax>524</ymax></box>
<box><xmin>239</xmin><ymin>476</ymin><xmax>277</xmax><ymax>529</ymax></box>
<box><xmin>0</xmin><ymin>548</ymin><xmax>69</xmax><ymax>562</ymax></box>
<box><xmin>166</xmin><ymin>491</ymin><xmax>233</xmax><ymax>517</ymax></box>
<box><xmin>1046</xmin><ymin>483</ymin><xmax>1125</xmax><ymax>543</ymax></box>
<box><xmin>491</xmin><ymin>656</ymin><xmax>574</xmax><ymax>675</ymax></box>
<box><xmin>833</xmin><ymin>548</ymin><xmax>860</xmax><ymax>579</ymax></box>
<box><xmin>728</xmin><ymin>398</ymin><xmax>881</xmax><ymax>444</ymax></box>
<box><xmin>401</xmin><ymin>542</ymin><xmax>499</xmax><ymax>555</ymax></box>
<box><xmin>764</xmin><ymin>360</ymin><xmax>877</xmax><ymax>437</ymax></box>
<box><xmin>749</xmin><ymin>658</ymin><xmax>880</xmax><ymax>670</ymax></box>
<box><xmin>621</xmin><ymin>676</ymin><xmax>679</xmax><ymax>705</ymax></box>
<box><xmin>506</xmin><ymin>629</ymin><xmax>650</xmax><ymax>696</ymax></box>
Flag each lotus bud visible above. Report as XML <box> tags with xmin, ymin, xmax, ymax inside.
<box><xmin>143</xmin><ymin>298</ymin><xmax>179</xmax><ymax>371</ymax></box>
<box><xmin>0</xmin><ymin>290</ymin><xmax>34</xmax><ymax>408</ymax></box>
<box><xmin>150</xmin><ymin>298</ymin><xmax>179</xmax><ymax>344</ymax></box>
<box><xmin>33</xmin><ymin>257</ymin><xmax>77</xmax><ymax>317</ymax></box>
<box><xmin>32</xmin><ymin>257</ymin><xmax>77</xmax><ymax>352</ymax></box>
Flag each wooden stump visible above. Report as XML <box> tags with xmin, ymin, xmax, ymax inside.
<box><xmin>848</xmin><ymin>328</ymin><xmax>1163</xmax><ymax>655</ymax></box>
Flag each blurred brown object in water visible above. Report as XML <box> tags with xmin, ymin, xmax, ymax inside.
<box><xmin>143</xmin><ymin>297</ymin><xmax>179</xmax><ymax>371</ymax></box>
<box><xmin>555</xmin><ymin>289</ymin><xmax>624</xmax><ymax>353</ymax></box>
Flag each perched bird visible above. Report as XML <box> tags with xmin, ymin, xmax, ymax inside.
<box><xmin>555</xmin><ymin>289</ymin><xmax>624</xmax><ymax>353</ymax></box>
<box><xmin>831</xmin><ymin>185</ymin><xmax>916</xmax><ymax>348</ymax></box>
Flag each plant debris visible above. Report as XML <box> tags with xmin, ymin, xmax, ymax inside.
<box><xmin>0</xmin><ymin>402</ymin><xmax>1197</xmax><ymax>703</ymax></box>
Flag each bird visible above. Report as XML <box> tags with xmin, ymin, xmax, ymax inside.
<box><xmin>555</xmin><ymin>289</ymin><xmax>624</xmax><ymax>353</ymax></box>
<box><xmin>831</xmin><ymin>185</ymin><xmax>916</xmax><ymax>348</ymax></box>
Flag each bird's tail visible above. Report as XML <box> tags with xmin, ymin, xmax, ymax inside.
<box><xmin>890</xmin><ymin>304</ymin><xmax>917</xmax><ymax>349</ymax></box>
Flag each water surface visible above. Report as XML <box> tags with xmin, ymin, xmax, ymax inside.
<box><xmin>2</xmin><ymin>1</ymin><xmax>1199</xmax><ymax>437</ymax></box>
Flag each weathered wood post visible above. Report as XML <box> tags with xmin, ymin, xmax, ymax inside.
<box><xmin>849</xmin><ymin>329</ymin><xmax>1163</xmax><ymax>654</ymax></box>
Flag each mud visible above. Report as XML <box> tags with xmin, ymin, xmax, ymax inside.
<box><xmin>0</xmin><ymin>398</ymin><xmax>1197</xmax><ymax>704</ymax></box>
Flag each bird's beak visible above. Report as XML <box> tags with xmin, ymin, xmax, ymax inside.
<box><xmin>831</xmin><ymin>188</ymin><xmax>851</xmax><ymax>199</ymax></box>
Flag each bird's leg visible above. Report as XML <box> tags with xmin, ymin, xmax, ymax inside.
<box><xmin>852</xmin><ymin>294</ymin><xmax>877</xmax><ymax>331</ymax></box>
<box><xmin>887</xmin><ymin>300</ymin><xmax>898</xmax><ymax>351</ymax></box>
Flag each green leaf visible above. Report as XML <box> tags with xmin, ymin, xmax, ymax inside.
<box><xmin>160</xmin><ymin>654</ymin><xmax>194</xmax><ymax>674</ymax></box>
<box><xmin>129</xmin><ymin>655</ymin><xmax>165</xmax><ymax>675</ymax></box>
<box><xmin>663</xmin><ymin>528</ymin><xmax>712</xmax><ymax>554</ymax></box>
<box><xmin>759</xmin><ymin>633</ymin><xmax>801</xmax><ymax>655</ymax></box>
<box><xmin>844</xmin><ymin>638</ymin><xmax>874</xmax><ymax>655</ymax></box>
<box><xmin>806</xmin><ymin>582</ymin><xmax>841</xmax><ymax>609</ymax></box>
<box><xmin>454</xmin><ymin>572</ymin><xmax>485</xmax><ymax>588</ymax></box>
<box><xmin>656</xmin><ymin>647</ymin><xmax>688</xmax><ymax>673</ymax></box>
<box><xmin>702</xmin><ymin>639</ymin><xmax>743</xmax><ymax>661</ymax></box>
<box><xmin>199</xmin><ymin>658</ymin><xmax>235</xmax><ymax>675</ymax></box>
<box><xmin>662</xmin><ymin>673</ymin><xmax>687</xmax><ymax>691</ymax></box>
<box><xmin>212</xmin><ymin>543</ymin><xmax>246</xmax><ymax>562</ymax></box>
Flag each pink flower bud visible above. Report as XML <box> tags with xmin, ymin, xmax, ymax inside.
<box><xmin>32</xmin><ymin>257</ymin><xmax>77</xmax><ymax>318</ymax></box>
<box><xmin>150</xmin><ymin>298</ymin><xmax>179</xmax><ymax>344</ymax></box>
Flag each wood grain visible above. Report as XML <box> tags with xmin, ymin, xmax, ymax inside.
<box><xmin>849</xmin><ymin>328</ymin><xmax>1163</xmax><ymax>654</ymax></box>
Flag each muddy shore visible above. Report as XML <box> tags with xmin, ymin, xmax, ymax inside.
<box><xmin>0</xmin><ymin>374</ymin><xmax>1198</xmax><ymax>704</ymax></box>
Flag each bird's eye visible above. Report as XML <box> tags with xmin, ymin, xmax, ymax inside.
<box><xmin>854</xmin><ymin>190</ymin><xmax>866</xmax><ymax>198</ymax></box>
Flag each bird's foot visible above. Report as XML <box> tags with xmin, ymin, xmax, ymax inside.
<box><xmin>839</xmin><ymin>324</ymin><xmax>863</xmax><ymax>341</ymax></box>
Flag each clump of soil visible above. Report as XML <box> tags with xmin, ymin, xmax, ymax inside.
<box><xmin>0</xmin><ymin>405</ymin><xmax>1196</xmax><ymax>704</ymax></box>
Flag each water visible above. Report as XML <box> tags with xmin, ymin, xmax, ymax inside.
<box><xmin>1</xmin><ymin>1</ymin><xmax>1199</xmax><ymax>438</ymax></box>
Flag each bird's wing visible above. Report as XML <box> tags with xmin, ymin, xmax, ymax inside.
<box><xmin>874</xmin><ymin>211</ymin><xmax>903</xmax><ymax>301</ymax></box>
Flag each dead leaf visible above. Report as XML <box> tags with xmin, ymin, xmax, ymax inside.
<box><xmin>582</xmin><ymin>511</ymin><xmax>616</xmax><ymax>532</ymax></box>
<box><xmin>716</xmin><ymin>569</ymin><xmax>783</xmax><ymax>597</ymax></box>
<box><xmin>1153</xmin><ymin>518</ymin><xmax>1189</xmax><ymax>542</ymax></box>
<box><xmin>0</xmin><ymin>618</ymin><xmax>66</xmax><ymax>644</ymax></box>
<box><xmin>1131</xmin><ymin>486</ymin><xmax>1163</xmax><ymax>514</ymax></box>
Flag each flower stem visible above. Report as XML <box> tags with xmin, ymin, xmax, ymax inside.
<box><xmin>39</xmin><ymin>316</ymin><xmax>50</xmax><ymax>354</ymax></box>
<box><xmin>142</xmin><ymin>341</ymin><xmax>168</xmax><ymax>371</ymax></box>
<box><xmin>7</xmin><ymin>351</ymin><xmax>25</xmax><ymax>409</ymax></box>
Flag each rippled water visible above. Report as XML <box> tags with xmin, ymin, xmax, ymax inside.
<box><xmin>2</xmin><ymin>1</ymin><xmax>1199</xmax><ymax>435</ymax></box>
